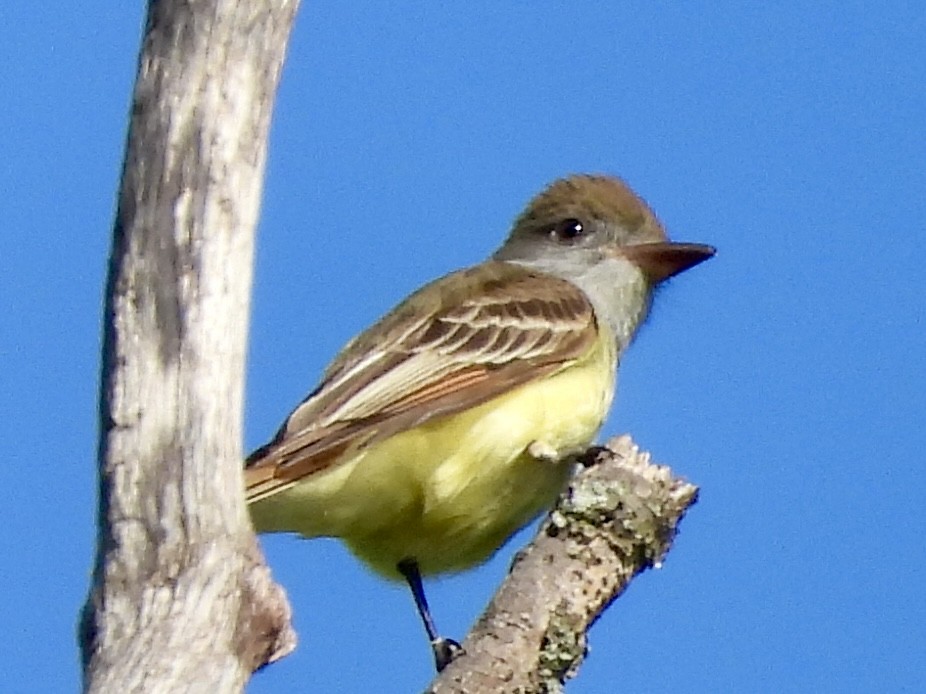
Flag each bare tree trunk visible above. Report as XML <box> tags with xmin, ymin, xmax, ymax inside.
<box><xmin>426</xmin><ymin>436</ymin><xmax>698</xmax><ymax>693</ymax></box>
<box><xmin>80</xmin><ymin>1</ymin><xmax>300</xmax><ymax>691</ymax></box>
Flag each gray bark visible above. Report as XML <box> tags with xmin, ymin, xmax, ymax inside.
<box><xmin>426</xmin><ymin>436</ymin><xmax>699</xmax><ymax>693</ymax></box>
<box><xmin>80</xmin><ymin>1</ymin><xmax>300</xmax><ymax>691</ymax></box>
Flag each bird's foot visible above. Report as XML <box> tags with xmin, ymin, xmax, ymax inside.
<box><xmin>432</xmin><ymin>637</ymin><xmax>464</xmax><ymax>672</ymax></box>
<box><xmin>577</xmin><ymin>445</ymin><xmax>611</xmax><ymax>467</ymax></box>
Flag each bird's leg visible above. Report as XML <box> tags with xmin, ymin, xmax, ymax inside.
<box><xmin>397</xmin><ymin>558</ymin><xmax>463</xmax><ymax>672</ymax></box>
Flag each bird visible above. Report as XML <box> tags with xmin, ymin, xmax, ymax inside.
<box><xmin>244</xmin><ymin>174</ymin><xmax>714</xmax><ymax>671</ymax></box>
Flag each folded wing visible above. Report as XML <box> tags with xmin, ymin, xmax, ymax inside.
<box><xmin>244</xmin><ymin>261</ymin><xmax>598</xmax><ymax>502</ymax></box>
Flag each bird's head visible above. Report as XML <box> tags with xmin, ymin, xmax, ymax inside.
<box><xmin>494</xmin><ymin>174</ymin><xmax>714</xmax><ymax>344</ymax></box>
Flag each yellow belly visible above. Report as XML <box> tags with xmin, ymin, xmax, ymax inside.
<box><xmin>250</xmin><ymin>337</ymin><xmax>616</xmax><ymax>579</ymax></box>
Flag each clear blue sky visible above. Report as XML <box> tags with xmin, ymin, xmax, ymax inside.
<box><xmin>2</xmin><ymin>3</ymin><xmax>924</xmax><ymax>693</ymax></box>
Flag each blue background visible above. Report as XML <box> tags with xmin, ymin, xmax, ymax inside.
<box><xmin>2</xmin><ymin>3</ymin><xmax>924</xmax><ymax>692</ymax></box>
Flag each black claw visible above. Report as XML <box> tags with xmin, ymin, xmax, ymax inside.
<box><xmin>578</xmin><ymin>445</ymin><xmax>610</xmax><ymax>467</ymax></box>
<box><xmin>432</xmin><ymin>637</ymin><xmax>464</xmax><ymax>672</ymax></box>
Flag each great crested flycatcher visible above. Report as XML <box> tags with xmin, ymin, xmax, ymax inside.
<box><xmin>245</xmin><ymin>174</ymin><xmax>714</xmax><ymax>670</ymax></box>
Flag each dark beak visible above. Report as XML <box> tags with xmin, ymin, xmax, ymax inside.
<box><xmin>622</xmin><ymin>242</ymin><xmax>715</xmax><ymax>283</ymax></box>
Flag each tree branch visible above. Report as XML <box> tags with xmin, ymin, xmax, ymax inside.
<box><xmin>426</xmin><ymin>435</ymin><xmax>699</xmax><ymax>693</ymax></box>
<box><xmin>80</xmin><ymin>1</ymin><xmax>300</xmax><ymax>690</ymax></box>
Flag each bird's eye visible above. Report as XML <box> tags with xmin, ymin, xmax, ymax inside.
<box><xmin>551</xmin><ymin>218</ymin><xmax>585</xmax><ymax>241</ymax></box>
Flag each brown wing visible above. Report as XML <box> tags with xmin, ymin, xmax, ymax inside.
<box><xmin>244</xmin><ymin>261</ymin><xmax>598</xmax><ymax>502</ymax></box>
